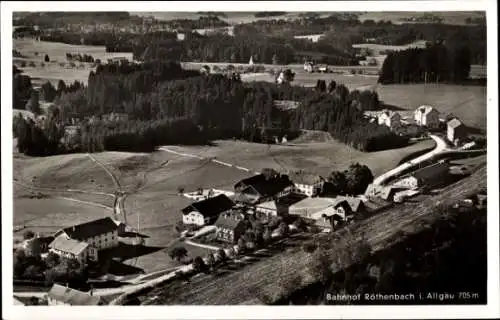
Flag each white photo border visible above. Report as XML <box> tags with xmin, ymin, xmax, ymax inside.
<box><xmin>2</xmin><ymin>1</ymin><xmax>498</xmax><ymax>319</ymax></box>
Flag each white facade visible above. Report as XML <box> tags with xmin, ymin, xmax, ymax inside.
<box><xmin>378</xmin><ymin>112</ymin><xmax>401</xmax><ymax>130</ymax></box>
<box><xmin>255</xmin><ymin>201</ymin><xmax>278</xmax><ymax>217</ymax></box>
<box><xmin>182</xmin><ymin>210</ymin><xmax>208</xmax><ymax>226</ymax></box>
<box><xmin>391</xmin><ymin>176</ymin><xmax>419</xmax><ymax>190</ymax></box>
<box><xmin>414</xmin><ymin>106</ymin><xmax>440</xmax><ymax>128</ymax></box>
<box><xmin>293</xmin><ymin>182</ymin><xmax>323</xmax><ymax>197</ymax></box>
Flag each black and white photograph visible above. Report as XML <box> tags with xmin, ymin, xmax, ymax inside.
<box><xmin>1</xmin><ymin>1</ymin><xmax>498</xmax><ymax>319</ymax></box>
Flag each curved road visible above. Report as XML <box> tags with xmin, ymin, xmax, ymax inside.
<box><xmin>371</xmin><ymin>135</ymin><xmax>449</xmax><ymax>187</ymax></box>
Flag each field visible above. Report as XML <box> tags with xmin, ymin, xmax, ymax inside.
<box><xmin>12</xmin><ymin>134</ymin><xmax>435</xmax><ymax>273</ymax></box>
<box><xmin>135</xmin><ymin>11</ymin><xmax>484</xmax><ymax>26</ymax></box>
<box><xmin>377</xmin><ymin>84</ymin><xmax>487</xmax><ymax>130</ymax></box>
<box><xmin>13</xmin><ymin>39</ymin><xmax>133</xmax><ymax>85</ymax></box>
<box><xmin>357</xmin><ymin>11</ymin><xmax>485</xmax><ymax>25</ymax></box>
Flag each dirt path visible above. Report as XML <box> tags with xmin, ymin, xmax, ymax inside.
<box><xmin>159</xmin><ymin>147</ymin><xmax>259</xmax><ymax>175</ymax></box>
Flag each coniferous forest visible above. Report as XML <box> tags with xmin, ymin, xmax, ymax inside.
<box><xmin>13</xmin><ymin>59</ymin><xmax>397</xmax><ymax>157</ymax></box>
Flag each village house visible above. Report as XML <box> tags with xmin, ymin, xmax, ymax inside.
<box><xmin>254</xmin><ymin>193</ymin><xmax>306</xmax><ymax>218</ymax></box>
<box><xmin>304</xmin><ymin>61</ymin><xmax>314</xmax><ymax>73</ymax></box>
<box><xmin>378</xmin><ymin>186</ymin><xmax>407</xmax><ymax>202</ymax></box>
<box><xmin>214</xmin><ymin>211</ymin><xmax>247</xmax><ymax>243</ymax></box>
<box><xmin>288</xmin><ymin>197</ymin><xmax>337</xmax><ymax>219</ymax></box>
<box><xmin>181</xmin><ymin>194</ymin><xmax>235</xmax><ymax>226</ymax></box>
<box><xmin>233</xmin><ymin>174</ymin><xmax>294</xmax><ymax>206</ymax></box>
<box><xmin>414</xmin><ymin>105</ymin><xmax>440</xmax><ymax>129</ymax></box>
<box><xmin>49</xmin><ymin>236</ymin><xmax>98</xmax><ymax>266</ymax></box>
<box><xmin>49</xmin><ymin>217</ymin><xmax>120</xmax><ymax>264</ymax></box>
<box><xmin>378</xmin><ymin>110</ymin><xmax>402</xmax><ymax>131</ymax></box>
<box><xmin>392</xmin><ymin>162</ymin><xmax>450</xmax><ymax>190</ymax></box>
<box><xmin>287</xmin><ymin>171</ymin><xmax>326</xmax><ymax>197</ymax></box>
<box><xmin>46</xmin><ymin>284</ymin><xmax>103</xmax><ymax>306</ymax></box>
<box><xmin>447</xmin><ymin>118</ymin><xmax>467</xmax><ymax>144</ymax></box>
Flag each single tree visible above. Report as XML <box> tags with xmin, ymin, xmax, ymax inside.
<box><xmin>44</xmin><ymin>54</ymin><xmax>50</xmax><ymax>62</ymax></box>
<box><xmin>205</xmin><ymin>253</ymin><xmax>216</xmax><ymax>270</ymax></box>
<box><xmin>23</xmin><ymin>230</ymin><xmax>35</xmax><ymax>240</ymax></box>
<box><xmin>216</xmin><ymin>248</ymin><xmax>227</xmax><ymax>263</ymax></box>
<box><xmin>168</xmin><ymin>247</ymin><xmax>188</xmax><ymax>261</ymax></box>
<box><xmin>192</xmin><ymin>256</ymin><xmax>206</xmax><ymax>273</ymax></box>
<box><xmin>41</xmin><ymin>81</ymin><xmax>57</xmax><ymax>102</ymax></box>
<box><xmin>327</xmin><ymin>170</ymin><xmax>347</xmax><ymax>195</ymax></box>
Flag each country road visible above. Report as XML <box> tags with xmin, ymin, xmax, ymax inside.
<box><xmin>371</xmin><ymin>134</ymin><xmax>449</xmax><ymax>187</ymax></box>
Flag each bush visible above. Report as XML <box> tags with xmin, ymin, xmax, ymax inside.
<box><xmin>168</xmin><ymin>246</ymin><xmax>188</xmax><ymax>261</ymax></box>
<box><xmin>192</xmin><ymin>256</ymin><xmax>206</xmax><ymax>273</ymax></box>
<box><xmin>23</xmin><ymin>230</ymin><xmax>35</xmax><ymax>240</ymax></box>
<box><xmin>29</xmin><ymin>61</ymin><xmax>36</xmax><ymax>68</ymax></box>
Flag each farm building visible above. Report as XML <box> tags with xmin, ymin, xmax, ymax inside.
<box><xmin>304</xmin><ymin>61</ymin><xmax>314</xmax><ymax>72</ymax></box>
<box><xmin>392</xmin><ymin>162</ymin><xmax>450</xmax><ymax>190</ymax></box>
<box><xmin>378</xmin><ymin>110</ymin><xmax>402</xmax><ymax>131</ymax></box>
<box><xmin>181</xmin><ymin>194</ymin><xmax>235</xmax><ymax>226</ymax></box>
<box><xmin>233</xmin><ymin>174</ymin><xmax>294</xmax><ymax>205</ymax></box>
<box><xmin>47</xmin><ymin>284</ymin><xmax>103</xmax><ymax>306</ymax></box>
<box><xmin>50</xmin><ymin>217</ymin><xmax>120</xmax><ymax>263</ymax></box>
<box><xmin>287</xmin><ymin>171</ymin><xmax>326</xmax><ymax>197</ymax></box>
<box><xmin>254</xmin><ymin>193</ymin><xmax>306</xmax><ymax>218</ymax></box>
<box><xmin>288</xmin><ymin>197</ymin><xmax>336</xmax><ymax>218</ymax></box>
<box><xmin>414</xmin><ymin>105</ymin><xmax>440</xmax><ymax>129</ymax></box>
<box><xmin>379</xmin><ymin>186</ymin><xmax>408</xmax><ymax>202</ymax></box>
<box><xmin>214</xmin><ymin>211</ymin><xmax>247</xmax><ymax>243</ymax></box>
<box><xmin>447</xmin><ymin>118</ymin><xmax>467</xmax><ymax>144</ymax></box>
<box><xmin>49</xmin><ymin>236</ymin><xmax>98</xmax><ymax>266</ymax></box>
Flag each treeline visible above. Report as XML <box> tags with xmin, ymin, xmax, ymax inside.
<box><xmin>379</xmin><ymin>43</ymin><xmax>474</xmax><ymax>84</ymax></box>
<box><xmin>254</xmin><ymin>12</ymin><xmax>287</xmax><ymax>18</ymax></box>
<box><xmin>66</xmin><ymin>53</ymin><xmax>95</xmax><ymax>63</ymax></box>
<box><xmin>133</xmin><ymin>33</ymin><xmax>358</xmax><ymax>65</ymax></box>
<box><xmin>164</xmin><ymin>16</ymin><xmax>229</xmax><ymax>30</ymax></box>
<box><xmin>15</xmin><ymin>12</ymin><xmax>132</xmax><ymax>29</ymax></box>
<box><xmin>235</xmin><ymin>16</ymin><xmax>486</xmax><ymax>65</ymax></box>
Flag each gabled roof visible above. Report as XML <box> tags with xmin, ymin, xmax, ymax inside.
<box><xmin>256</xmin><ymin>201</ymin><xmax>277</xmax><ymax>211</ymax></box>
<box><xmin>182</xmin><ymin>194</ymin><xmax>234</xmax><ymax>218</ymax></box>
<box><xmin>287</xmin><ymin>171</ymin><xmax>325</xmax><ymax>185</ymax></box>
<box><xmin>47</xmin><ymin>284</ymin><xmax>101</xmax><ymax>305</ymax></box>
<box><xmin>215</xmin><ymin>214</ymin><xmax>246</xmax><ymax>230</ymax></box>
<box><xmin>447</xmin><ymin>118</ymin><xmax>464</xmax><ymax>129</ymax></box>
<box><xmin>416</xmin><ymin>105</ymin><xmax>438</xmax><ymax>115</ymax></box>
<box><xmin>49</xmin><ymin>235</ymin><xmax>89</xmax><ymax>255</ymax></box>
<box><xmin>61</xmin><ymin>217</ymin><xmax>118</xmax><ymax>241</ymax></box>
<box><xmin>235</xmin><ymin>174</ymin><xmax>293</xmax><ymax>198</ymax></box>
<box><xmin>334</xmin><ymin>196</ymin><xmax>365</xmax><ymax>212</ymax></box>
<box><xmin>410</xmin><ymin>162</ymin><xmax>449</xmax><ymax>182</ymax></box>
<box><xmin>289</xmin><ymin>197</ymin><xmax>336</xmax><ymax>216</ymax></box>
<box><xmin>333</xmin><ymin>199</ymin><xmax>352</xmax><ymax>212</ymax></box>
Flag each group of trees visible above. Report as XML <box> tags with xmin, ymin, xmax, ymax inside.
<box><xmin>14</xmin><ymin>249</ymin><xmax>84</xmax><ymax>286</ymax></box>
<box><xmin>322</xmin><ymin>163</ymin><xmax>374</xmax><ymax>196</ymax></box>
<box><xmin>14</xmin><ymin>59</ymin><xmax>408</xmax><ymax>156</ymax></box>
<box><xmin>66</xmin><ymin>53</ymin><xmax>95</xmax><ymax>63</ymax></box>
<box><xmin>379</xmin><ymin>43</ymin><xmax>474</xmax><ymax>84</ymax></box>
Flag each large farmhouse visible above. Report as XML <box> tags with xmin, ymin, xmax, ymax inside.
<box><xmin>254</xmin><ymin>193</ymin><xmax>306</xmax><ymax>218</ymax></box>
<box><xmin>49</xmin><ymin>217</ymin><xmax>120</xmax><ymax>264</ymax></box>
<box><xmin>181</xmin><ymin>194</ymin><xmax>235</xmax><ymax>226</ymax></box>
<box><xmin>414</xmin><ymin>105</ymin><xmax>440</xmax><ymax>129</ymax></box>
<box><xmin>214</xmin><ymin>211</ymin><xmax>247</xmax><ymax>243</ymax></box>
<box><xmin>447</xmin><ymin>118</ymin><xmax>467</xmax><ymax>144</ymax></box>
<box><xmin>287</xmin><ymin>171</ymin><xmax>326</xmax><ymax>197</ymax></box>
<box><xmin>378</xmin><ymin>110</ymin><xmax>401</xmax><ymax>131</ymax></box>
<box><xmin>234</xmin><ymin>174</ymin><xmax>294</xmax><ymax>205</ymax></box>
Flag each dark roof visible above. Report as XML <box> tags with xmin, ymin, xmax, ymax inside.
<box><xmin>182</xmin><ymin>194</ymin><xmax>234</xmax><ymax>218</ymax></box>
<box><xmin>47</xmin><ymin>284</ymin><xmax>101</xmax><ymax>305</ymax></box>
<box><xmin>62</xmin><ymin>217</ymin><xmax>118</xmax><ymax>241</ymax></box>
<box><xmin>333</xmin><ymin>200</ymin><xmax>352</xmax><ymax>212</ymax></box>
<box><xmin>276</xmin><ymin>192</ymin><xmax>308</xmax><ymax>207</ymax></box>
<box><xmin>411</xmin><ymin>162</ymin><xmax>449</xmax><ymax>182</ymax></box>
<box><xmin>215</xmin><ymin>215</ymin><xmax>246</xmax><ymax>230</ymax></box>
<box><xmin>236</xmin><ymin>174</ymin><xmax>293</xmax><ymax>198</ymax></box>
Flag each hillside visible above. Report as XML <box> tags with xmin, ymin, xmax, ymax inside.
<box><xmin>146</xmin><ymin>164</ymin><xmax>486</xmax><ymax>305</ymax></box>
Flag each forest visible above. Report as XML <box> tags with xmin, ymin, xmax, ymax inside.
<box><xmin>13</xmin><ymin>59</ymin><xmax>400</xmax><ymax>156</ymax></box>
<box><xmin>378</xmin><ymin>43</ymin><xmax>475</xmax><ymax>84</ymax></box>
